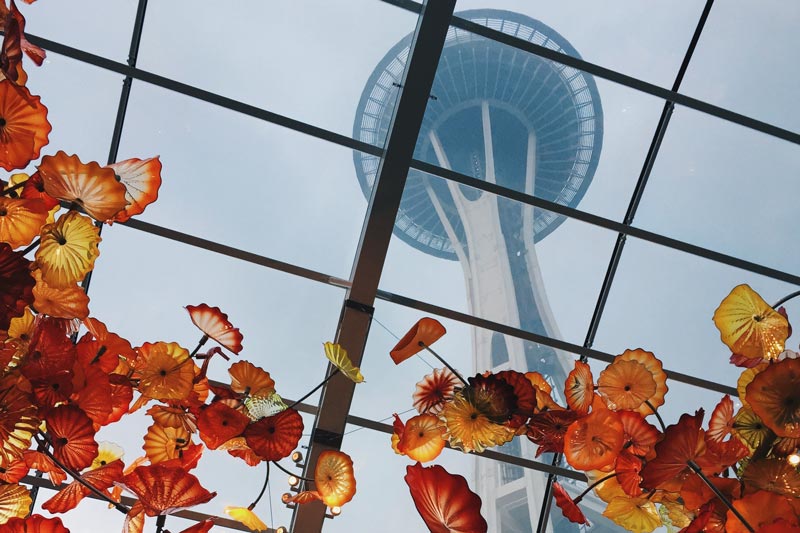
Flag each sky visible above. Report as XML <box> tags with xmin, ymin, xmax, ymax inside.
<box><xmin>13</xmin><ymin>0</ymin><xmax>800</xmax><ymax>532</ymax></box>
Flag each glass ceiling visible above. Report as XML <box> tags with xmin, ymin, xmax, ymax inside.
<box><xmin>14</xmin><ymin>0</ymin><xmax>800</xmax><ymax>532</ymax></box>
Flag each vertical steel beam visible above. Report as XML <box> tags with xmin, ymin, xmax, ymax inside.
<box><xmin>290</xmin><ymin>1</ymin><xmax>456</xmax><ymax>531</ymax></box>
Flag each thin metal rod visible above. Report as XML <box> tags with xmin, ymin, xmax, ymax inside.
<box><xmin>583</xmin><ymin>0</ymin><xmax>715</xmax><ymax>353</ymax></box>
<box><xmin>286</xmin><ymin>368</ymin><xmax>340</xmax><ymax>410</ymax></box>
<box><xmin>687</xmin><ymin>460</ymin><xmax>754</xmax><ymax>533</ymax></box>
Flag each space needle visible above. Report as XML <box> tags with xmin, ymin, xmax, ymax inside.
<box><xmin>354</xmin><ymin>9</ymin><xmax>607</xmax><ymax>532</ymax></box>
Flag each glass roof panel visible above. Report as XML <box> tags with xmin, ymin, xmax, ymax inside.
<box><xmin>452</xmin><ymin>0</ymin><xmax>707</xmax><ymax>87</ymax></box>
<box><xmin>25</xmin><ymin>53</ymin><xmax>123</xmax><ymax>165</ymax></box>
<box><xmin>116</xmin><ymin>81</ymin><xmax>370</xmax><ymax>280</ymax></box>
<box><xmin>135</xmin><ymin>0</ymin><xmax>418</xmax><ymax>146</ymax></box>
<box><xmin>680</xmin><ymin>0</ymin><xmax>800</xmax><ymax>133</ymax></box>
<box><xmin>377</xmin><ymin>171</ymin><xmax>617</xmax><ymax>349</ymax></box>
<box><xmin>87</xmin><ymin>225</ymin><xmax>343</xmax><ymax>403</ymax></box>
<box><xmin>19</xmin><ymin>0</ymin><xmax>139</xmax><ymax>62</ymax></box>
<box><xmin>636</xmin><ymin>105</ymin><xmax>800</xmax><ymax>274</ymax></box>
<box><xmin>591</xmin><ymin>237</ymin><xmax>797</xmax><ymax>389</ymax></box>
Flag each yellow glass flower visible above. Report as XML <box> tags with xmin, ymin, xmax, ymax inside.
<box><xmin>602</xmin><ymin>496</ymin><xmax>662</xmax><ymax>533</ymax></box>
<box><xmin>7</xmin><ymin>307</ymin><xmax>34</xmax><ymax>342</ymax></box>
<box><xmin>713</xmin><ymin>284</ymin><xmax>789</xmax><ymax>361</ymax></box>
<box><xmin>35</xmin><ymin>211</ymin><xmax>100</xmax><ymax>288</ymax></box>
<box><xmin>732</xmin><ymin>406</ymin><xmax>770</xmax><ymax>451</ymax></box>
<box><xmin>439</xmin><ymin>390</ymin><xmax>515</xmax><ymax>453</ymax></box>
<box><xmin>90</xmin><ymin>441</ymin><xmax>124</xmax><ymax>470</ymax></box>
<box><xmin>0</xmin><ymin>483</ymin><xmax>31</xmax><ymax>523</ymax></box>
<box><xmin>323</xmin><ymin>342</ymin><xmax>364</xmax><ymax>383</ymax></box>
<box><xmin>224</xmin><ymin>506</ymin><xmax>268</xmax><ymax>532</ymax></box>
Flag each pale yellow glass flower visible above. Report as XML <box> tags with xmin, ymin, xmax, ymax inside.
<box><xmin>225</xmin><ymin>506</ymin><xmax>268</xmax><ymax>532</ymax></box>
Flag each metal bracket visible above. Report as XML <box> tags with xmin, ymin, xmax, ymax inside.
<box><xmin>310</xmin><ymin>428</ymin><xmax>343</xmax><ymax>448</ymax></box>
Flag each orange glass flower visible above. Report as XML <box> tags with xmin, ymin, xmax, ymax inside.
<box><xmin>76</xmin><ymin>317</ymin><xmax>136</xmax><ymax>374</ymax></box>
<box><xmin>618</xmin><ymin>411</ymin><xmax>660</xmax><ymax>458</ymax></box>
<box><xmin>0</xmin><ymin>242</ymin><xmax>34</xmax><ymax>330</ymax></box>
<box><xmin>323</xmin><ymin>341</ymin><xmax>364</xmax><ymax>383</ymax></box>
<box><xmin>31</xmin><ymin>270</ymin><xmax>90</xmax><ymax>320</ymax></box>
<box><xmin>145</xmin><ymin>405</ymin><xmax>197</xmax><ymax>433</ymax></box>
<box><xmin>564</xmin><ymin>360</ymin><xmax>594</xmax><ymax>414</ymax></box>
<box><xmin>713</xmin><ymin>284</ymin><xmax>789</xmax><ymax>362</ymax></box>
<box><xmin>726</xmin><ymin>490</ymin><xmax>796</xmax><ymax>533</ymax></box>
<box><xmin>404</xmin><ymin>462</ymin><xmax>487</xmax><ymax>533</ymax></box>
<box><xmin>106</xmin><ymin>156</ymin><xmax>162</xmax><ymax>223</ymax></box>
<box><xmin>640</xmin><ymin>410</ymin><xmax>705</xmax><ymax>490</ymax></box>
<box><xmin>617</xmin><ymin>349</ymin><xmax>668</xmax><ymax>417</ymax></box>
<box><xmin>224</xmin><ymin>506</ymin><xmax>267</xmax><ymax>531</ymax></box>
<box><xmin>35</xmin><ymin>211</ymin><xmax>100</xmax><ymax>288</ymax></box>
<box><xmin>134</xmin><ymin>342</ymin><xmax>195</xmax><ymax>401</ymax></box>
<box><xmin>396</xmin><ymin>413</ymin><xmax>446</xmax><ymax>463</ymax></box>
<box><xmin>186</xmin><ymin>303</ymin><xmax>243</xmax><ymax>355</ymax></box>
<box><xmin>121</xmin><ymin>463</ymin><xmax>216</xmax><ymax>516</ymax></box>
<box><xmin>38</xmin><ymin>151</ymin><xmax>128</xmax><ymax>221</ymax></box>
<box><xmin>598</xmin><ymin>358</ymin><xmax>657</xmax><ymax>412</ymax></box>
<box><xmin>315</xmin><ymin>450</ymin><xmax>356</xmax><ymax>507</ymax></box>
<box><xmin>564</xmin><ymin>408</ymin><xmax>624</xmax><ymax>471</ymax></box>
<box><xmin>178</xmin><ymin>519</ymin><xmax>215</xmax><ymax>533</ymax></box>
<box><xmin>3</xmin><ymin>515</ymin><xmax>70</xmax><ymax>533</ymax></box>
<box><xmin>707</xmin><ymin>395</ymin><xmax>735</xmax><ymax>444</ymax></box>
<box><xmin>228</xmin><ymin>360</ymin><xmax>275</xmax><ymax>398</ymax></box>
<box><xmin>143</xmin><ymin>424</ymin><xmax>191</xmax><ymax>464</ymax></box>
<box><xmin>0</xmin><ymin>80</ymin><xmax>50</xmax><ymax>171</ymax></box>
<box><xmin>741</xmin><ymin>457</ymin><xmax>800</xmax><ymax>498</ymax></box>
<box><xmin>552</xmin><ymin>481</ymin><xmax>588</xmax><ymax>524</ymax></box>
<box><xmin>413</xmin><ymin>367</ymin><xmax>460</xmax><ymax>415</ymax></box>
<box><xmin>41</xmin><ymin>459</ymin><xmax>123</xmax><ymax>514</ymax></box>
<box><xmin>390</xmin><ymin>317</ymin><xmax>446</xmax><ymax>364</ymax></box>
<box><xmin>747</xmin><ymin>357</ymin><xmax>800</xmax><ymax>438</ymax></box>
<box><xmin>243</xmin><ymin>407</ymin><xmax>303</xmax><ymax>461</ymax></box>
<box><xmin>0</xmin><ymin>197</ymin><xmax>46</xmax><ymax>249</ymax></box>
<box><xmin>197</xmin><ymin>401</ymin><xmax>250</xmax><ymax>450</ymax></box>
<box><xmin>45</xmin><ymin>405</ymin><xmax>98</xmax><ymax>471</ymax></box>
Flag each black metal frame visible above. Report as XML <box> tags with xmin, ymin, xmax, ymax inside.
<box><xmin>19</xmin><ymin>0</ymin><xmax>799</xmax><ymax>531</ymax></box>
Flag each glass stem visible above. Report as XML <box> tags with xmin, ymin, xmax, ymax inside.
<box><xmin>1</xmin><ymin>180</ymin><xmax>25</xmax><ymax>196</ymax></box>
<box><xmin>687</xmin><ymin>460</ymin><xmax>754</xmax><ymax>533</ymax></box>
<box><xmin>155</xmin><ymin>514</ymin><xmax>166</xmax><ymax>533</ymax></box>
<box><xmin>418</xmin><ymin>342</ymin><xmax>468</xmax><ymax>387</ymax></box>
